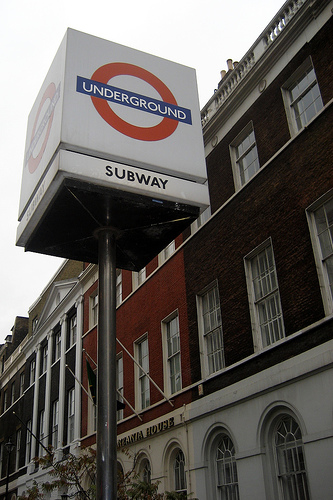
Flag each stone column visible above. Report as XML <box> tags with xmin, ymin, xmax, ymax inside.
<box><xmin>73</xmin><ymin>295</ymin><xmax>84</xmax><ymax>452</ymax></box>
<box><xmin>29</xmin><ymin>343</ymin><xmax>41</xmax><ymax>472</ymax></box>
<box><xmin>41</xmin><ymin>331</ymin><xmax>53</xmax><ymax>455</ymax></box>
<box><xmin>57</xmin><ymin>314</ymin><xmax>67</xmax><ymax>455</ymax></box>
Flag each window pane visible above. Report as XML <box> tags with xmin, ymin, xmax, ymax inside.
<box><xmin>235</xmin><ymin>127</ymin><xmax>260</xmax><ymax>186</ymax></box>
<box><xmin>250</xmin><ymin>244</ymin><xmax>284</xmax><ymax>347</ymax></box>
<box><xmin>174</xmin><ymin>450</ymin><xmax>187</xmax><ymax>493</ymax></box>
<box><xmin>138</xmin><ymin>339</ymin><xmax>150</xmax><ymax>409</ymax></box>
<box><xmin>166</xmin><ymin>316</ymin><xmax>182</xmax><ymax>394</ymax></box>
<box><xmin>275</xmin><ymin>416</ymin><xmax>310</xmax><ymax>500</ymax></box>
<box><xmin>216</xmin><ymin>436</ymin><xmax>239</xmax><ymax>500</ymax></box>
<box><xmin>116</xmin><ymin>356</ymin><xmax>124</xmax><ymax>420</ymax></box>
<box><xmin>314</xmin><ymin>199</ymin><xmax>333</xmax><ymax>303</ymax></box>
<box><xmin>202</xmin><ymin>286</ymin><xmax>224</xmax><ymax>374</ymax></box>
<box><xmin>289</xmin><ymin>66</ymin><xmax>323</xmax><ymax>131</ymax></box>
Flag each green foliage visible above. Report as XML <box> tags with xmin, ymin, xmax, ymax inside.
<box><xmin>165</xmin><ymin>492</ymin><xmax>189</xmax><ymax>500</ymax></box>
<box><xmin>18</xmin><ymin>447</ymin><xmax>192</xmax><ymax>500</ymax></box>
<box><xmin>125</xmin><ymin>479</ymin><xmax>163</xmax><ymax>499</ymax></box>
<box><xmin>18</xmin><ymin>447</ymin><xmax>96</xmax><ymax>500</ymax></box>
<box><xmin>18</xmin><ymin>481</ymin><xmax>44</xmax><ymax>500</ymax></box>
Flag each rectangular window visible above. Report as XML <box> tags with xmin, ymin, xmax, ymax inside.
<box><xmin>307</xmin><ymin>195</ymin><xmax>333</xmax><ymax>314</ymax></box>
<box><xmin>54</xmin><ymin>330</ymin><xmax>61</xmax><ymax>362</ymax></box>
<box><xmin>26</xmin><ymin>420</ymin><xmax>32</xmax><ymax>464</ymax></box>
<box><xmin>11</xmin><ymin>383</ymin><xmax>15</xmax><ymax>405</ymax></box>
<box><xmin>32</xmin><ymin>316</ymin><xmax>38</xmax><ymax>333</ymax></box>
<box><xmin>159</xmin><ymin>240</ymin><xmax>176</xmax><ymax>265</ymax></box>
<box><xmin>30</xmin><ymin>359</ymin><xmax>36</xmax><ymax>385</ymax></box>
<box><xmin>282</xmin><ymin>59</ymin><xmax>323</xmax><ymax>135</ymax></box>
<box><xmin>39</xmin><ymin>409</ymin><xmax>45</xmax><ymax>456</ymax></box>
<box><xmin>136</xmin><ymin>336</ymin><xmax>150</xmax><ymax>410</ymax></box>
<box><xmin>116</xmin><ymin>270</ymin><xmax>122</xmax><ymax>307</ymax></box>
<box><xmin>90</xmin><ymin>292</ymin><xmax>98</xmax><ymax>328</ymax></box>
<box><xmin>245</xmin><ymin>240</ymin><xmax>285</xmax><ymax>349</ymax></box>
<box><xmin>132</xmin><ymin>267</ymin><xmax>146</xmax><ymax>290</ymax></box>
<box><xmin>191</xmin><ymin>204</ymin><xmax>211</xmax><ymax>235</ymax></box>
<box><xmin>164</xmin><ymin>314</ymin><xmax>182</xmax><ymax>394</ymax></box>
<box><xmin>16</xmin><ymin>429</ymin><xmax>21</xmax><ymax>470</ymax></box>
<box><xmin>42</xmin><ymin>344</ymin><xmax>48</xmax><ymax>373</ymax></box>
<box><xmin>68</xmin><ymin>388</ymin><xmax>75</xmax><ymax>444</ymax></box>
<box><xmin>52</xmin><ymin>400</ymin><xmax>59</xmax><ymax>449</ymax></box>
<box><xmin>230</xmin><ymin>122</ymin><xmax>260</xmax><ymax>189</ymax></box>
<box><xmin>3</xmin><ymin>390</ymin><xmax>8</xmax><ymax>411</ymax></box>
<box><xmin>197</xmin><ymin>284</ymin><xmax>224</xmax><ymax>376</ymax></box>
<box><xmin>20</xmin><ymin>372</ymin><xmax>25</xmax><ymax>397</ymax></box>
<box><xmin>116</xmin><ymin>355</ymin><xmax>124</xmax><ymax>421</ymax></box>
<box><xmin>69</xmin><ymin>314</ymin><xmax>77</xmax><ymax>348</ymax></box>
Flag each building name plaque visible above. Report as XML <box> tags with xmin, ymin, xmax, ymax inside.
<box><xmin>117</xmin><ymin>417</ymin><xmax>175</xmax><ymax>448</ymax></box>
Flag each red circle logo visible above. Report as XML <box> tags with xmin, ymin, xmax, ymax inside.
<box><xmin>28</xmin><ymin>82</ymin><xmax>57</xmax><ymax>174</ymax></box>
<box><xmin>91</xmin><ymin>63</ymin><xmax>178</xmax><ymax>141</ymax></box>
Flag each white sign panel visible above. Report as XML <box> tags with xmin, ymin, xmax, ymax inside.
<box><xmin>19</xmin><ymin>29</ymin><xmax>207</xmax><ymax>221</ymax></box>
<box><xmin>16</xmin><ymin>150</ymin><xmax>210</xmax><ymax>247</ymax></box>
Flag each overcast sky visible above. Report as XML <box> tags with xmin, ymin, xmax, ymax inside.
<box><xmin>0</xmin><ymin>0</ymin><xmax>284</xmax><ymax>343</ymax></box>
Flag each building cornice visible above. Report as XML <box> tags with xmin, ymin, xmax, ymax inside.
<box><xmin>201</xmin><ymin>0</ymin><xmax>331</xmax><ymax>147</ymax></box>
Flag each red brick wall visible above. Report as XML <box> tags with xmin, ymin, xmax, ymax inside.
<box><xmin>185</xmin><ymin>103</ymin><xmax>333</xmax><ymax>383</ymax></box>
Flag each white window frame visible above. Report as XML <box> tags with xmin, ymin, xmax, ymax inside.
<box><xmin>116</xmin><ymin>270</ymin><xmax>122</xmax><ymax>307</ymax></box>
<box><xmin>67</xmin><ymin>388</ymin><xmax>75</xmax><ymax>444</ymax></box>
<box><xmin>216</xmin><ymin>435</ymin><xmax>240</xmax><ymax>500</ymax></box>
<box><xmin>158</xmin><ymin>240</ymin><xmax>175</xmax><ymax>265</ymax></box>
<box><xmin>29</xmin><ymin>359</ymin><xmax>36</xmax><ymax>385</ymax></box>
<box><xmin>162</xmin><ymin>311</ymin><xmax>182</xmax><ymax>396</ymax></box>
<box><xmin>90</xmin><ymin>291</ymin><xmax>98</xmax><ymax>329</ymax></box>
<box><xmin>32</xmin><ymin>316</ymin><xmax>38</xmax><ymax>334</ymax></box>
<box><xmin>26</xmin><ymin>420</ymin><xmax>32</xmax><ymax>464</ymax></box>
<box><xmin>39</xmin><ymin>409</ymin><xmax>45</xmax><ymax>457</ymax></box>
<box><xmin>230</xmin><ymin>121</ymin><xmax>260</xmax><ymax>190</ymax></box>
<box><xmin>54</xmin><ymin>330</ymin><xmax>61</xmax><ymax>362</ymax></box>
<box><xmin>282</xmin><ymin>57</ymin><xmax>323</xmax><ymax>137</ymax></box>
<box><xmin>88</xmin><ymin>397</ymin><xmax>97</xmax><ymax>435</ymax></box>
<box><xmin>196</xmin><ymin>281</ymin><xmax>225</xmax><ymax>378</ymax></box>
<box><xmin>15</xmin><ymin>429</ymin><xmax>21</xmax><ymax>470</ymax></box>
<box><xmin>3</xmin><ymin>389</ymin><xmax>8</xmax><ymax>412</ymax></box>
<box><xmin>306</xmin><ymin>192</ymin><xmax>333</xmax><ymax>315</ymax></box>
<box><xmin>116</xmin><ymin>354</ymin><xmax>124</xmax><ymax>421</ymax></box>
<box><xmin>263</xmin><ymin>412</ymin><xmax>311</xmax><ymax>500</ymax></box>
<box><xmin>173</xmin><ymin>449</ymin><xmax>187</xmax><ymax>494</ymax></box>
<box><xmin>191</xmin><ymin>204</ymin><xmax>211</xmax><ymax>234</ymax></box>
<box><xmin>19</xmin><ymin>372</ymin><xmax>25</xmax><ymax>397</ymax></box>
<box><xmin>52</xmin><ymin>399</ymin><xmax>59</xmax><ymax>449</ymax></box>
<box><xmin>132</xmin><ymin>267</ymin><xmax>146</xmax><ymax>290</ymax></box>
<box><xmin>142</xmin><ymin>458</ymin><xmax>151</xmax><ymax>484</ymax></box>
<box><xmin>11</xmin><ymin>382</ymin><xmax>15</xmax><ymax>406</ymax></box>
<box><xmin>41</xmin><ymin>344</ymin><xmax>48</xmax><ymax>374</ymax></box>
<box><xmin>69</xmin><ymin>313</ymin><xmax>77</xmax><ymax>348</ymax></box>
<box><xmin>244</xmin><ymin>239</ymin><xmax>285</xmax><ymax>351</ymax></box>
<box><xmin>134</xmin><ymin>334</ymin><xmax>150</xmax><ymax>410</ymax></box>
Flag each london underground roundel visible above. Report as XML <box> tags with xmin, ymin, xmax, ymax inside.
<box><xmin>90</xmin><ymin>63</ymin><xmax>180</xmax><ymax>141</ymax></box>
<box><xmin>26</xmin><ymin>82</ymin><xmax>59</xmax><ymax>174</ymax></box>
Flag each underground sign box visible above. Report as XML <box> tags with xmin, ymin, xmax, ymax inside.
<box><xmin>17</xmin><ymin>29</ymin><xmax>209</xmax><ymax>270</ymax></box>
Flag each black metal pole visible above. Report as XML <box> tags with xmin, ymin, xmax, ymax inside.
<box><xmin>96</xmin><ymin>228</ymin><xmax>117</xmax><ymax>500</ymax></box>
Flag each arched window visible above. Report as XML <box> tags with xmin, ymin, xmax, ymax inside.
<box><xmin>117</xmin><ymin>461</ymin><xmax>124</xmax><ymax>484</ymax></box>
<box><xmin>174</xmin><ymin>449</ymin><xmax>187</xmax><ymax>494</ymax></box>
<box><xmin>141</xmin><ymin>458</ymin><xmax>151</xmax><ymax>484</ymax></box>
<box><xmin>215</xmin><ymin>435</ymin><xmax>239</xmax><ymax>500</ymax></box>
<box><xmin>274</xmin><ymin>415</ymin><xmax>310</xmax><ymax>499</ymax></box>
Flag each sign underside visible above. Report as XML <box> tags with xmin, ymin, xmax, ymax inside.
<box><xmin>23</xmin><ymin>178</ymin><xmax>199</xmax><ymax>271</ymax></box>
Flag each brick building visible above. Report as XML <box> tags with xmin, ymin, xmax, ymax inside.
<box><xmin>1</xmin><ymin>0</ymin><xmax>333</xmax><ymax>498</ymax></box>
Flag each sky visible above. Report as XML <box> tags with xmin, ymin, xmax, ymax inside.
<box><xmin>0</xmin><ymin>0</ymin><xmax>284</xmax><ymax>343</ymax></box>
